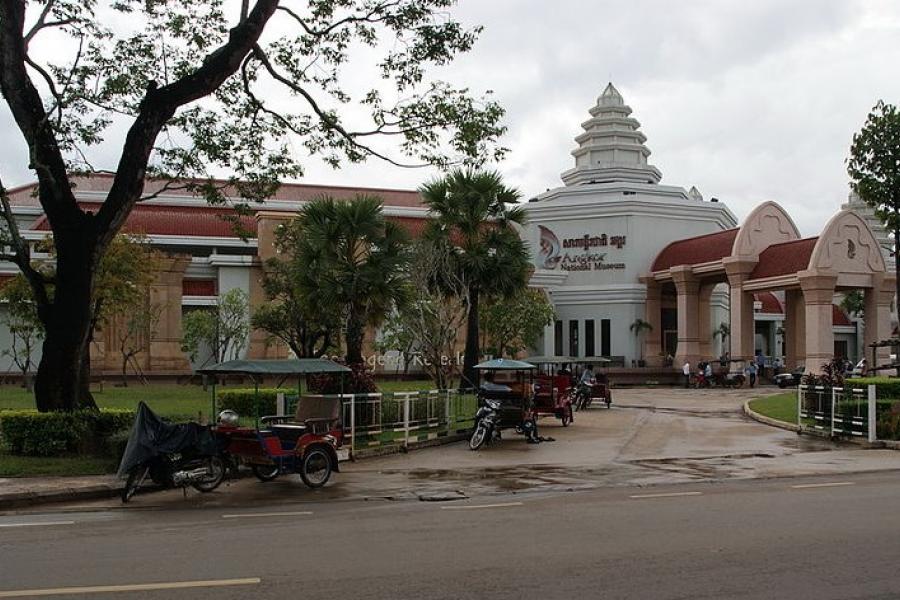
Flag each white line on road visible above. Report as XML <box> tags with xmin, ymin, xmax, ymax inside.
<box><xmin>221</xmin><ymin>511</ymin><xmax>313</xmax><ymax>519</ymax></box>
<box><xmin>629</xmin><ymin>491</ymin><xmax>703</xmax><ymax>499</ymax></box>
<box><xmin>0</xmin><ymin>521</ymin><xmax>75</xmax><ymax>529</ymax></box>
<box><xmin>440</xmin><ymin>502</ymin><xmax>524</xmax><ymax>510</ymax></box>
<box><xmin>0</xmin><ymin>578</ymin><xmax>261</xmax><ymax>598</ymax></box>
<box><xmin>791</xmin><ymin>482</ymin><xmax>855</xmax><ymax>489</ymax></box>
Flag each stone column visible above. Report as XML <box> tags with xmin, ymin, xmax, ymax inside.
<box><xmin>723</xmin><ymin>257</ymin><xmax>758</xmax><ymax>366</ymax></box>
<box><xmin>698</xmin><ymin>283</ymin><xmax>715</xmax><ymax>360</ymax></box>
<box><xmin>148</xmin><ymin>254</ymin><xmax>192</xmax><ymax>373</ymax></box>
<box><xmin>670</xmin><ymin>266</ymin><xmax>701</xmax><ymax>367</ymax></box>
<box><xmin>248</xmin><ymin>211</ymin><xmax>293</xmax><ymax>360</ymax></box>
<box><xmin>799</xmin><ymin>272</ymin><xmax>838</xmax><ymax>372</ymax></box>
<box><xmin>783</xmin><ymin>289</ymin><xmax>804</xmax><ymax>369</ymax></box>
<box><xmin>864</xmin><ymin>273</ymin><xmax>896</xmax><ymax>371</ymax></box>
<box><xmin>640</xmin><ymin>276</ymin><xmax>663</xmax><ymax>366</ymax></box>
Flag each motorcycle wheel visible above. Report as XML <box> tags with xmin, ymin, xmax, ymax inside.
<box><xmin>251</xmin><ymin>463</ymin><xmax>280</xmax><ymax>482</ymax></box>
<box><xmin>469</xmin><ymin>423</ymin><xmax>489</xmax><ymax>450</ymax></box>
<box><xmin>121</xmin><ymin>464</ymin><xmax>149</xmax><ymax>503</ymax></box>
<box><xmin>299</xmin><ymin>448</ymin><xmax>332</xmax><ymax>489</ymax></box>
<box><xmin>191</xmin><ymin>456</ymin><xmax>226</xmax><ymax>493</ymax></box>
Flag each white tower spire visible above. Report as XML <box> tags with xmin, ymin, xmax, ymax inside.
<box><xmin>561</xmin><ymin>82</ymin><xmax>662</xmax><ymax>187</ymax></box>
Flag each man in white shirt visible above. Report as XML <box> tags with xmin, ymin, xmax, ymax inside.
<box><xmin>682</xmin><ymin>361</ymin><xmax>691</xmax><ymax>388</ymax></box>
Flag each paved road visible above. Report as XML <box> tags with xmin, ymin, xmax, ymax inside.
<box><xmin>2</xmin><ymin>472</ymin><xmax>900</xmax><ymax>599</ymax></box>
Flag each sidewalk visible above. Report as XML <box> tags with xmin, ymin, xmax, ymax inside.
<box><xmin>0</xmin><ymin>475</ymin><xmax>122</xmax><ymax>509</ymax></box>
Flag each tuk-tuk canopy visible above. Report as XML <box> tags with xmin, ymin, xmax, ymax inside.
<box><xmin>579</xmin><ymin>357</ymin><xmax>612</xmax><ymax>364</ymax></box>
<box><xmin>197</xmin><ymin>358</ymin><xmax>351</xmax><ymax>375</ymax></box>
<box><xmin>474</xmin><ymin>358</ymin><xmax>536</xmax><ymax>370</ymax></box>
<box><xmin>523</xmin><ymin>355</ymin><xmax>578</xmax><ymax>365</ymax></box>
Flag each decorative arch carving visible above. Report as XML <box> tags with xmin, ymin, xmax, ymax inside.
<box><xmin>810</xmin><ymin>210</ymin><xmax>885</xmax><ymax>273</ymax></box>
<box><xmin>731</xmin><ymin>201</ymin><xmax>800</xmax><ymax>258</ymax></box>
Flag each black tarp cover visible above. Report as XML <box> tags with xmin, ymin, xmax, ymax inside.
<box><xmin>117</xmin><ymin>402</ymin><xmax>216</xmax><ymax>478</ymax></box>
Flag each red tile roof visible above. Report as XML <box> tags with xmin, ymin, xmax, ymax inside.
<box><xmin>833</xmin><ymin>305</ymin><xmax>852</xmax><ymax>327</ymax></box>
<box><xmin>7</xmin><ymin>174</ymin><xmax>424</xmax><ymax>208</ymax></box>
<box><xmin>754</xmin><ymin>292</ymin><xmax>783</xmax><ymax>314</ymax></box>
<box><xmin>183</xmin><ymin>279</ymin><xmax>217</xmax><ymax>296</ymax></box>
<box><xmin>651</xmin><ymin>228</ymin><xmax>739</xmax><ymax>272</ymax></box>
<box><xmin>749</xmin><ymin>237</ymin><xmax>818</xmax><ymax>280</ymax></box>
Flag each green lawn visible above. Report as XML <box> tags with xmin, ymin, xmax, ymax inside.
<box><xmin>749</xmin><ymin>392</ymin><xmax>797</xmax><ymax>424</ymax></box>
<box><xmin>0</xmin><ymin>454</ymin><xmax>118</xmax><ymax>477</ymax></box>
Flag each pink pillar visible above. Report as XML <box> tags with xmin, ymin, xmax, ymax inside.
<box><xmin>698</xmin><ymin>283</ymin><xmax>715</xmax><ymax>360</ymax></box>
<box><xmin>641</xmin><ymin>276</ymin><xmax>663</xmax><ymax>367</ymax></box>
<box><xmin>799</xmin><ymin>272</ymin><xmax>838</xmax><ymax>373</ymax></box>
<box><xmin>671</xmin><ymin>266</ymin><xmax>701</xmax><ymax>367</ymax></box>
<box><xmin>783</xmin><ymin>289</ymin><xmax>805</xmax><ymax>370</ymax></box>
<box><xmin>724</xmin><ymin>258</ymin><xmax>758</xmax><ymax>366</ymax></box>
<box><xmin>864</xmin><ymin>273</ymin><xmax>896</xmax><ymax>371</ymax></box>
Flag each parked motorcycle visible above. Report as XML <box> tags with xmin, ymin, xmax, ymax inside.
<box><xmin>469</xmin><ymin>398</ymin><xmax>502</xmax><ymax>450</ymax></box>
<box><xmin>118</xmin><ymin>402</ymin><xmax>226</xmax><ymax>503</ymax></box>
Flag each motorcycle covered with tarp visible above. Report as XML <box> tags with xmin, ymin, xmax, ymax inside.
<box><xmin>117</xmin><ymin>402</ymin><xmax>226</xmax><ymax>502</ymax></box>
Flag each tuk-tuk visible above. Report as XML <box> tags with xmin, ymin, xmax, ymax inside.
<box><xmin>470</xmin><ymin>358</ymin><xmax>539</xmax><ymax>450</ymax></box>
<box><xmin>524</xmin><ymin>355</ymin><xmax>577</xmax><ymax>426</ymax></box>
<box><xmin>574</xmin><ymin>357</ymin><xmax>613</xmax><ymax>410</ymax></box>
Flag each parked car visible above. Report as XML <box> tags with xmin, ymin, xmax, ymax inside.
<box><xmin>775</xmin><ymin>368</ymin><xmax>805</xmax><ymax>388</ymax></box>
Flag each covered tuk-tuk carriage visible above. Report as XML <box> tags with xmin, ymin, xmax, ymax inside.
<box><xmin>573</xmin><ymin>357</ymin><xmax>613</xmax><ymax>410</ymax></box>
<box><xmin>524</xmin><ymin>355</ymin><xmax>578</xmax><ymax>426</ymax></box>
<box><xmin>469</xmin><ymin>358</ymin><xmax>540</xmax><ymax>450</ymax></box>
<box><xmin>198</xmin><ymin>358</ymin><xmax>350</xmax><ymax>489</ymax></box>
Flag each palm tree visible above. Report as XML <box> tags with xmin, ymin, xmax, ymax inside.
<box><xmin>629</xmin><ymin>318</ymin><xmax>653</xmax><ymax>365</ymax></box>
<box><xmin>293</xmin><ymin>195</ymin><xmax>410</xmax><ymax>365</ymax></box>
<box><xmin>419</xmin><ymin>169</ymin><xmax>530</xmax><ymax>387</ymax></box>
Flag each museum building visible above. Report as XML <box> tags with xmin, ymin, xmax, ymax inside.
<box><xmin>0</xmin><ymin>83</ymin><xmax>891</xmax><ymax>377</ymax></box>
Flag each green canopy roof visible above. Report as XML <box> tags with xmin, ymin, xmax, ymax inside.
<box><xmin>474</xmin><ymin>358</ymin><xmax>536</xmax><ymax>370</ymax></box>
<box><xmin>523</xmin><ymin>355</ymin><xmax>578</xmax><ymax>365</ymax></box>
<box><xmin>197</xmin><ymin>358</ymin><xmax>351</xmax><ymax>375</ymax></box>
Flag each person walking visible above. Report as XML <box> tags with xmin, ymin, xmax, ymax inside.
<box><xmin>682</xmin><ymin>361</ymin><xmax>691</xmax><ymax>388</ymax></box>
<box><xmin>746</xmin><ymin>361</ymin><xmax>758</xmax><ymax>388</ymax></box>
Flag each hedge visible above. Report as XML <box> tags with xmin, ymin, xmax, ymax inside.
<box><xmin>216</xmin><ymin>388</ymin><xmax>290</xmax><ymax>417</ymax></box>
<box><xmin>0</xmin><ymin>409</ymin><xmax>135</xmax><ymax>457</ymax></box>
<box><xmin>846</xmin><ymin>378</ymin><xmax>900</xmax><ymax>400</ymax></box>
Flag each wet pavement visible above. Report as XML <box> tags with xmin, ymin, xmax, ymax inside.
<box><xmin>22</xmin><ymin>386</ymin><xmax>900</xmax><ymax>513</ymax></box>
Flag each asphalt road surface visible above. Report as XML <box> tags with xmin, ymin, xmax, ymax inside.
<box><xmin>3</xmin><ymin>471</ymin><xmax>900</xmax><ymax>599</ymax></box>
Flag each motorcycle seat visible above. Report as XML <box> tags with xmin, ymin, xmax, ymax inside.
<box><xmin>270</xmin><ymin>424</ymin><xmax>308</xmax><ymax>449</ymax></box>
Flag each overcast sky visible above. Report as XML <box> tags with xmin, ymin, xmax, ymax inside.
<box><xmin>3</xmin><ymin>0</ymin><xmax>900</xmax><ymax>236</ymax></box>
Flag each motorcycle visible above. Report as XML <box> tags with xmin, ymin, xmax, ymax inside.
<box><xmin>118</xmin><ymin>402</ymin><xmax>226</xmax><ymax>503</ymax></box>
<box><xmin>469</xmin><ymin>398</ymin><xmax>502</xmax><ymax>450</ymax></box>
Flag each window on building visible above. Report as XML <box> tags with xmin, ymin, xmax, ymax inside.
<box><xmin>569</xmin><ymin>320</ymin><xmax>579</xmax><ymax>357</ymax></box>
<box><xmin>554</xmin><ymin>320</ymin><xmax>563</xmax><ymax>356</ymax></box>
<box><xmin>585</xmin><ymin>320</ymin><xmax>596</xmax><ymax>356</ymax></box>
<box><xmin>601</xmin><ymin>319</ymin><xmax>611</xmax><ymax>357</ymax></box>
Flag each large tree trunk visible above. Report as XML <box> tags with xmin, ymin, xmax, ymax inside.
<box><xmin>345</xmin><ymin>311</ymin><xmax>365</xmax><ymax>365</ymax></box>
<box><xmin>461</xmin><ymin>288</ymin><xmax>480</xmax><ymax>389</ymax></box>
<box><xmin>33</xmin><ymin>236</ymin><xmax>98</xmax><ymax>412</ymax></box>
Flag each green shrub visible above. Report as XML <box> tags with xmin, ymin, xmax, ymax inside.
<box><xmin>846</xmin><ymin>378</ymin><xmax>900</xmax><ymax>400</ymax></box>
<box><xmin>0</xmin><ymin>409</ymin><xmax>135</xmax><ymax>457</ymax></box>
<box><xmin>216</xmin><ymin>388</ymin><xmax>288</xmax><ymax>417</ymax></box>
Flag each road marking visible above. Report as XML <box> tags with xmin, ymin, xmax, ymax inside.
<box><xmin>629</xmin><ymin>491</ymin><xmax>703</xmax><ymax>499</ymax></box>
<box><xmin>0</xmin><ymin>521</ymin><xmax>75</xmax><ymax>529</ymax></box>
<box><xmin>791</xmin><ymin>482</ymin><xmax>855</xmax><ymax>489</ymax></box>
<box><xmin>440</xmin><ymin>501</ymin><xmax>523</xmax><ymax>510</ymax></box>
<box><xmin>0</xmin><ymin>578</ymin><xmax>261</xmax><ymax>598</ymax></box>
<box><xmin>221</xmin><ymin>511</ymin><xmax>312</xmax><ymax>519</ymax></box>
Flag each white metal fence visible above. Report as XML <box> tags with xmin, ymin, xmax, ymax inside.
<box><xmin>797</xmin><ymin>384</ymin><xmax>876</xmax><ymax>442</ymax></box>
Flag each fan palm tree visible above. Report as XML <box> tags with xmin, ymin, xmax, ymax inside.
<box><xmin>419</xmin><ymin>169</ymin><xmax>531</xmax><ymax>387</ymax></box>
<box><xmin>630</xmin><ymin>318</ymin><xmax>653</xmax><ymax>364</ymax></box>
<box><xmin>292</xmin><ymin>195</ymin><xmax>410</xmax><ymax>365</ymax></box>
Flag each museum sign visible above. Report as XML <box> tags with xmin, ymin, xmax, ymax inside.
<box><xmin>538</xmin><ymin>226</ymin><xmax>627</xmax><ymax>272</ymax></box>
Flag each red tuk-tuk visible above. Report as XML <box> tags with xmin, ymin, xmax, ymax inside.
<box><xmin>574</xmin><ymin>357</ymin><xmax>613</xmax><ymax>410</ymax></box>
<box><xmin>525</xmin><ymin>355</ymin><xmax>577</xmax><ymax>426</ymax></box>
<box><xmin>200</xmin><ymin>358</ymin><xmax>350</xmax><ymax>489</ymax></box>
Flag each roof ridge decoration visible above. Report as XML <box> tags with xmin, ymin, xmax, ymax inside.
<box><xmin>561</xmin><ymin>81</ymin><xmax>663</xmax><ymax>187</ymax></box>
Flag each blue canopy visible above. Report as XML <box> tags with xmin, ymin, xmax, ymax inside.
<box><xmin>474</xmin><ymin>358</ymin><xmax>536</xmax><ymax>370</ymax></box>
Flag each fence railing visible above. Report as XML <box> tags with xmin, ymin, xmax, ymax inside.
<box><xmin>278</xmin><ymin>388</ymin><xmax>478</xmax><ymax>457</ymax></box>
<box><xmin>797</xmin><ymin>384</ymin><xmax>876</xmax><ymax>442</ymax></box>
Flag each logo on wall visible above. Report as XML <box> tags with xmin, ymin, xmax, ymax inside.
<box><xmin>537</xmin><ymin>226</ymin><xmax>626</xmax><ymax>272</ymax></box>
<box><xmin>538</xmin><ymin>226</ymin><xmax>562</xmax><ymax>269</ymax></box>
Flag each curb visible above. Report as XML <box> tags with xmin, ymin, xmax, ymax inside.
<box><xmin>0</xmin><ymin>483</ymin><xmax>123</xmax><ymax>510</ymax></box>
<box><xmin>742</xmin><ymin>400</ymin><xmax>800</xmax><ymax>433</ymax></box>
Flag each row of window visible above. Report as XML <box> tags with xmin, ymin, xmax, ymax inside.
<box><xmin>553</xmin><ymin>319</ymin><xmax>611</xmax><ymax>357</ymax></box>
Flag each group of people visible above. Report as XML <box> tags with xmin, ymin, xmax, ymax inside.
<box><xmin>681</xmin><ymin>359</ymin><xmax>759</xmax><ymax>388</ymax></box>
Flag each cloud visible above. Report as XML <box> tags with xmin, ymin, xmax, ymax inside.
<box><xmin>2</xmin><ymin>0</ymin><xmax>899</xmax><ymax>236</ymax></box>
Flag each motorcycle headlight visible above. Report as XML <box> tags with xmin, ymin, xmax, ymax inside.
<box><xmin>217</xmin><ymin>409</ymin><xmax>239</xmax><ymax>426</ymax></box>
<box><xmin>487</xmin><ymin>400</ymin><xmax>501</xmax><ymax>410</ymax></box>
